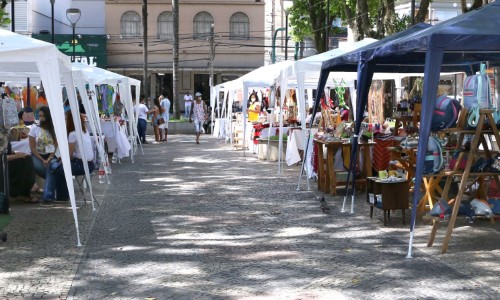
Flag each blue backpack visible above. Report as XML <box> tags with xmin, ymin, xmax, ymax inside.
<box><xmin>431</xmin><ymin>95</ymin><xmax>461</xmax><ymax>131</ymax></box>
<box><xmin>424</xmin><ymin>136</ymin><xmax>444</xmax><ymax>174</ymax></box>
<box><xmin>463</xmin><ymin>63</ymin><xmax>491</xmax><ymax>109</ymax></box>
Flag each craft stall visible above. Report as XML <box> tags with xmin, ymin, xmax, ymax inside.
<box><xmin>314</xmin><ymin>1</ymin><xmax>500</xmax><ymax>256</ymax></box>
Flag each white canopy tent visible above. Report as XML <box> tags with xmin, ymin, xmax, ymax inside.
<box><xmin>0</xmin><ymin>28</ymin><xmax>82</xmax><ymax>245</ymax></box>
<box><xmin>71</xmin><ymin>62</ymin><xmax>141</xmax><ymax>164</ymax></box>
<box><xmin>212</xmin><ymin>61</ymin><xmax>294</xmax><ymax>154</ymax></box>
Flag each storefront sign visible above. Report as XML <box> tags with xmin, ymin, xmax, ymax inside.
<box><xmin>32</xmin><ymin>34</ymin><xmax>107</xmax><ymax>68</ymax></box>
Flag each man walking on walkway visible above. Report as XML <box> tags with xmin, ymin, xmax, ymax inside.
<box><xmin>134</xmin><ymin>95</ymin><xmax>155</xmax><ymax>144</ymax></box>
<box><xmin>159</xmin><ymin>90</ymin><xmax>171</xmax><ymax>142</ymax></box>
<box><xmin>184</xmin><ymin>91</ymin><xmax>193</xmax><ymax>119</ymax></box>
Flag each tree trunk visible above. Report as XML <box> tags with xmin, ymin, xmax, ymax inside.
<box><xmin>358</xmin><ymin>0</ymin><xmax>372</xmax><ymax>38</ymax></box>
<box><xmin>142</xmin><ymin>0</ymin><xmax>149</xmax><ymax>105</ymax></box>
<box><xmin>307</xmin><ymin>0</ymin><xmax>326</xmax><ymax>53</ymax></box>
<box><xmin>172</xmin><ymin>0</ymin><xmax>180</xmax><ymax>118</ymax></box>
<box><xmin>461</xmin><ymin>0</ymin><xmax>484</xmax><ymax>12</ymax></box>
<box><xmin>341</xmin><ymin>2</ymin><xmax>360</xmax><ymax>41</ymax></box>
<box><xmin>376</xmin><ymin>0</ymin><xmax>386</xmax><ymax>38</ymax></box>
<box><xmin>383</xmin><ymin>0</ymin><xmax>396</xmax><ymax>36</ymax></box>
<box><xmin>416</xmin><ymin>0</ymin><xmax>431</xmax><ymax>23</ymax></box>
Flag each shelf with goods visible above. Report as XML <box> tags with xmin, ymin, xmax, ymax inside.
<box><xmin>230</xmin><ymin>113</ymin><xmax>245</xmax><ymax>150</ymax></box>
<box><xmin>425</xmin><ymin>109</ymin><xmax>500</xmax><ymax>253</ymax></box>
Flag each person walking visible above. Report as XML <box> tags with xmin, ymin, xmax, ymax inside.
<box><xmin>152</xmin><ymin>97</ymin><xmax>162</xmax><ymax>142</ymax></box>
<box><xmin>189</xmin><ymin>92</ymin><xmax>207</xmax><ymax>144</ymax></box>
<box><xmin>184</xmin><ymin>91</ymin><xmax>193</xmax><ymax>119</ymax></box>
<box><xmin>159</xmin><ymin>90</ymin><xmax>171</xmax><ymax>142</ymax></box>
<box><xmin>134</xmin><ymin>95</ymin><xmax>155</xmax><ymax>144</ymax></box>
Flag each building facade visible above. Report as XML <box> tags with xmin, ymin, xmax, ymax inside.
<box><xmin>105</xmin><ymin>0</ymin><xmax>265</xmax><ymax>101</ymax></box>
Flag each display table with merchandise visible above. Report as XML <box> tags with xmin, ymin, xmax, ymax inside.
<box><xmin>100</xmin><ymin>119</ymin><xmax>131</xmax><ymax>159</ymax></box>
<box><xmin>314</xmin><ymin>138</ymin><xmax>374</xmax><ymax>195</ymax></box>
<box><xmin>367</xmin><ymin>177</ymin><xmax>409</xmax><ymax>226</ymax></box>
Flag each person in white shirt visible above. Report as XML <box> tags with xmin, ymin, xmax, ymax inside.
<box><xmin>134</xmin><ymin>95</ymin><xmax>155</xmax><ymax>144</ymax></box>
<box><xmin>51</xmin><ymin>111</ymin><xmax>96</xmax><ymax>202</ymax></box>
<box><xmin>159</xmin><ymin>89</ymin><xmax>171</xmax><ymax>142</ymax></box>
<box><xmin>184</xmin><ymin>91</ymin><xmax>193</xmax><ymax>119</ymax></box>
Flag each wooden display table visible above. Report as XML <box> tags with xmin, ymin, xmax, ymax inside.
<box><xmin>314</xmin><ymin>139</ymin><xmax>374</xmax><ymax>196</ymax></box>
<box><xmin>366</xmin><ymin>177</ymin><xmax>409</xmax><ymax>225</ymax></box>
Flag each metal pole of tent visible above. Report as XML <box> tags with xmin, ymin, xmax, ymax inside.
<box><xmin>267</xmin><ymin>86</ymin><xmax>275</xmax><ymax>161</ymax></box>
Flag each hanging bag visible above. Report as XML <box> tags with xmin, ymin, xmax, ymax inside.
<box><xmin>431</xmin><ymin>95</ymin><xmax>461</xmax><ymax>131</ymax></box>
<box><xmin>424</xmin><ymin>136</ymin><xmax>444</xmax><ymax>174</ymax></box>
<box><xmin>463</xmin><ymin>63</ymin><xmax>492</xmax><ymax>109</ymax></box>
<box><xmin>2</xmin><ymin>98</ymin><xmax>19</xmax><ymax>128</ymax></box>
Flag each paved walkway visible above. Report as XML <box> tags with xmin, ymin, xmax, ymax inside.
<box><xmin>1</xmin><ymin>134</ymin><xmax>499</xmax><ymax>299</ymax></box>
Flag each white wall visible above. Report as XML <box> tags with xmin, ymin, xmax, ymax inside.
<box><xmin>31</xmin><ymin>0</ymin><xmax>104</xmax><ymax>35</ymax></box>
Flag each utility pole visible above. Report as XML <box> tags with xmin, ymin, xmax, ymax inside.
<box><xmin>284</xmin><ymin>10</ymin><xmax>288</xmax><ymax>60</ymax></box>
<box><xmin>10</xmin><ymin>0</ymin><xmax>14</xmax><ymax>32</ymax></box>
<box><xmin>209</xmin><ymin>23</ymin><xmax>215</xmax><ymax>133</ymax></box>
<box><xmin>142</xmin><ymin>0</ymin><xmax>149</xmax><ymax>105</ymax></box>
<box><xmin>172</xmin><ymin>0</ymin><xmax>180</xmax><ymax>118</ymax></box>
<box><xmin>209</xmin><ymin>23</ymin><xmax>214</xmax><ymax>95</ymax></box>
<box><xmin>50</xmin><ymin>0</ymin><xmax>55</xmax><ymax>44</ymax></box>
<box><xmin>325</xmin><ymin>0</ymin><xmax>330</xmax><ymax>51</ymax></box>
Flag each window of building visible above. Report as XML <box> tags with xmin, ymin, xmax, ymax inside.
<box><xmin>229</xmin><ymin>12</ymin><xmax>249</xmax><ymax>40</ymax></box>
<box><xmin>121</xmin><ymin>11</ymin><xmax>141</xmax><ymax>38</ymax></box>
<box><xmin>193</xmin><ymin>12</ymin><xmax>214</xmax><ymax>40</ymax></box>
<box><xmin>157</xmin><ymin>11</ymin><xmax>173</xmax><ymax>40</ymax></box>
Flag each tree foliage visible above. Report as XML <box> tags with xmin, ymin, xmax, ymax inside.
<box><xmin>0</xmin><ymin>8</ymin><xmax>11</xmax><ymax>27</ymax></box>
<box><xmin>288</xmin><ymin>0</ymin><xmax>426</xmax><ymax>53</ymax></box>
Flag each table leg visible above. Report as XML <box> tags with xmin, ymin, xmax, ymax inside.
<box><xmin>317</xmin><ymin>143</ymin><xmax>325</xmax><ymax>192</ymax></box>
<box><xmin>364</xmin><ymin>144</ymin><xmax>372</xmax><ymax>177</ymax></box>
<box><xmin>427</xmin><ymin>219</ymin><xmax>441</xmax><ymax>247</ymax></box>
<box><xmin>328</xmin><ymin>146</ymin><xmax>336</xmax><ymax>196</ymax></box>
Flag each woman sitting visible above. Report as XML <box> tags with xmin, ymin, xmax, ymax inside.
<box><xmin>49</xmin><ymin>111</ymin><xmax>95</xmax><ymax>203</ymax></box>
<box><xmin>28</xmin><ymin>106</ymin><xmax>60</xmax><ymax>204</ymax></box>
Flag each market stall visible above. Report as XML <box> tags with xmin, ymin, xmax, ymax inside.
<box><xmin>0</xmin><ymin>28</ymin><xmax>83</xmax><ymax>245</ymax></box>
<box><xmin>314</xmin><ymin>2</ymin><xmax>500</xmax><ymax>255</ymax></box>
<box><xmin>214</xmin><ymin>61</ymin><xmax>294</xmax><ymax>160</ymax></box>
<box><xmin>71</xmin><ymin>63</ymin><xmax>140</xmax><ymax>163</ymax></box>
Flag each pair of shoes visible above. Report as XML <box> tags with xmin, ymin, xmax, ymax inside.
<box><xmin>142</xmin><ymin>141</ymin><xmax>149</xmax><ymax>144</ymax></box>
<box><xmin>40</xmin><ymin>200</ymin><xmax>54</xmax><ymax>206</ymax></box>
<box><xmin>196</xmin><ymin>140</ymin><xmax>200</xmax><ymax>144</ymax></box>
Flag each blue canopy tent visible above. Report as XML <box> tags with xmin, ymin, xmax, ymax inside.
<box><xmin>312</xmin><ymin>1</ymin><xmax>500</xmax><ymax>257</ymax></box>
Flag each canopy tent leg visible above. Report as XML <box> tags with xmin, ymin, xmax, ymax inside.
<box><xmin>407</xmin><ymin>47</ymin><xmax>444</xmax><ymax>259</ymax></box>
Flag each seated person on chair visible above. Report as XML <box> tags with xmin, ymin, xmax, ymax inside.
<box><xmin>52</xmin><ymin>111</ymin><xmax>96</xmax><ymax>200</ymax></box>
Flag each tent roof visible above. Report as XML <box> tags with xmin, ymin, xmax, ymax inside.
<box><xmin>0</xmin><ymin>29</ymin><xmax>71</xmax><ymax>73</ymax></box>
<box><xmin>322</xmin><ymin>2</ymin><xmax>500</xmax><ymax>74</ymax></box>
<box><xmin>281</xmin><ymin>38</ymin><xmax>379</xmax><ymax>80</ymax></box>
<box><xmin>72</xmin><ymin>62</ymin><xmax>141</xmax><ymax>86</ymax></box>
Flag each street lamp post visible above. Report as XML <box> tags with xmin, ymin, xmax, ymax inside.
<box><xmin>271</xmin><ymin>27</ymin><xmax>285</xmax><ymax>64</ymax></box>
<box><xmin>50</xmin><ymin>0</ymin><xmax>55</xmax><ymax>44</ymax></box>
<box><xmin>66</xmin><ymin>8</ymin><xmax>81</xmax><ymax>63</ymax></box>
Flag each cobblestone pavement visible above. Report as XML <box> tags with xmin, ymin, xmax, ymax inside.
<box><xmin>1</xmin><ymin>134</ymin><xmax>499</xmax><ymax>299</ymax></box>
